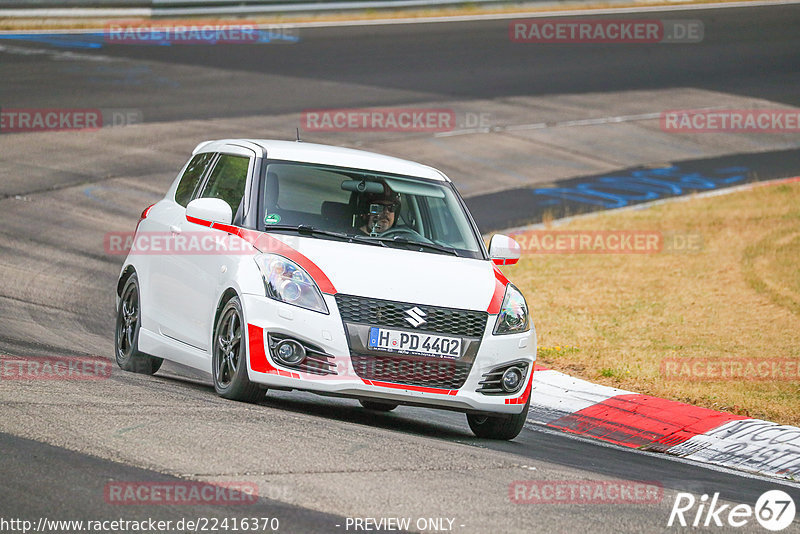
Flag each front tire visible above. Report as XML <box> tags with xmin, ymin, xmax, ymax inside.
<box><xmin>115</xmin><ymin>273</ymin><xmax>163</xmax><ymax>375</ymax></box>
<box><xmin>212</xmin><ymin>296</ymin><xmax>262</xmax><ymax>403</ymax></box>
<box><xmin>359</xmin><ymin>400</ymin><xmax>399</xmax><ymax>412</ymax></box>
<box><xmin>466</xmin><ymin>398</ymin><xmax>529</xmax><ymax>440</ymax></box>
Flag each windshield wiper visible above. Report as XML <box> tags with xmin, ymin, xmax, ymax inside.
<box><xmin>264</xmin><ymin>225</ymin><xmax>456</xmax><ymax>255</ymax></box>
<box><xmin>361</xmin><ymin>235</ymin><xmax>459</xmax><ymax>256</ymax></box>
<box><xmin>348</xmin><ymin>234</ymin><xmax>389</xmax><ymax>247</ymax></box>
<box><xmin>264</xmin><ymin>224</ymin><xmax>349</xmax><ymax>240</ymax></box>
<box><xmin>265</xmin><ymin>225</ymin><xmax>388</xmax><ymax>247</ymax></box>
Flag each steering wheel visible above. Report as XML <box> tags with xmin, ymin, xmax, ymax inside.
<box><xmin>379</xmin><ymin>227</ymin><xmax>432</xmax><ymax>243</ymax></box>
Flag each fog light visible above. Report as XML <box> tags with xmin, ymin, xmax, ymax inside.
<box><xmin>501</xmin><ymin>367</ymin><xmax>523</xmax><ymax>392</ymax></box>
<box><xmin>274</xmin><ymin>340</ymin><xmax>306</xmax><ymax>366</ymax></box>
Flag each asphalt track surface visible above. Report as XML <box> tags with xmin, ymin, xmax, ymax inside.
<box><xmin>1</xmin><ymin>4</ymin><xmax>800</xmax><ymax>533</ymax></box>
<box><xmin>2</xmin><ymin>5</ymin><xmax>800</xmax><ymax>119</ymax></box>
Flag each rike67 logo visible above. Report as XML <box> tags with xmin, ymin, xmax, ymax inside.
<box><xmin>668</xmin><ymin>490</ymin><xmax>796</xmax><ymax>531</ymax></box>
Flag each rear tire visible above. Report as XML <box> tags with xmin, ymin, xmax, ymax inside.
<box><xmin>466</xmin><ymin>398</ymin><xmax>529</xmax><ymax>440</ymax></box>
<box><xmin>359</xmin><ymin>400</ymin><xmax>398</xmax><ymax>412</ymax></box>
<box><xmin>212</xmin><ymin>296</ymin><xmax>263</xmax><ymax>403</ymax></box>
<box><xmin>115</xmin><ymin>274</ymin><xmax>163</xmax><ymax>375</ymax></box>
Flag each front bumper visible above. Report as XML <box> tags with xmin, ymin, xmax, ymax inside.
<box><xmin>241</xmin><ymin>293</ymin><xmax>536</xmax><ymax>414</ymax></box>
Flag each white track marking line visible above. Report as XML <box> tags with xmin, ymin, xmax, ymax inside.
<box><xmin>0</xmin><ymin>43</ymin><xmax>114</xmax><ymax>62</ymax></box>
<box><xmin>435</xmin><ymin>108</ymin><xmax>731</xmax><ymax>138</ymax></box>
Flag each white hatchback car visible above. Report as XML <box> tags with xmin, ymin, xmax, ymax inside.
<box><xmin>115</xmin><ymin>139</ymin><xmax>536</xmax><ymax>439</ymax></box>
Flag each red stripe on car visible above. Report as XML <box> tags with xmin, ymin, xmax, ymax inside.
<box><xmin>185</xmin><ymin>216</ymin><xmax>337</xmax><ymax>295</ymax></box>
<box><xmin>185</xmin><ymin>215</ymin><xmax>210</xmax><ymax>227</ymax></box>
<box><xmin>246</xmin><ymin>323</ymin><xmax>300</xmax><ymax>378</ymax></box>
<box><xmin>141</xmin><ymin>204</ymin><xmax>155</xmax><ymax>220</ymax></box>
<box><xmin>505</xmin><ymin>365</ymin><xmax>534</xmax><ymax>405</ymax></box>
<box><xmin>134</xmin><ymin>203</ymin><xmax>157</xmax><ymax>234</ymax></box>
<box><xmin>247</xmin><ymin>323</ymin><xmax>270</xmax><ymax>373</ymax></box>
<box><xmin>242</xmin><ymin>229</ymin><xmax>337</xmax><ymax>295</ymax></box>
<box><xmin>486</xmin><ymin>266</ymin><xmax>509</xmax><ymax>314</ymax></box>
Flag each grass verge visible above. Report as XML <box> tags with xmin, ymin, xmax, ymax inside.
<box><xmin>503</xmin><ymin>179</ymin><xmax>800</xmax><ymax>426</ymax></box>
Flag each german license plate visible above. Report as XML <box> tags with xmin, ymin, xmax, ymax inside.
<box><xmin>368</xmin><ymin>327</ymin><xmax>461</xmax><ymax>359</ymax></box>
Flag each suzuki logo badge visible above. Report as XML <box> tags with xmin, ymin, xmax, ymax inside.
<box><xmin>404</xmin><ymin>307</ymin><xmax>427</xmax><ymax>327</ymax></box>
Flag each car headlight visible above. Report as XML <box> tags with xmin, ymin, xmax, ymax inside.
<box><xmin>254</xmin><ymin>254</ymin><xmax>329</xmax><ymax>314</ymax></box>
<box><xmin>493</xmin><ymin>283</ymin><xmax>530</xmax><ymax>335</ymax></box>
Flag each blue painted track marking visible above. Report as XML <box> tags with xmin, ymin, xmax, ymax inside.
<box><xmin>532</xmin><ymin>165</ymin><xmax>748</xmax><ymax>209</ymax></box>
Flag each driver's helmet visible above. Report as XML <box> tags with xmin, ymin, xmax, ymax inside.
<box><xmin>358</xmin><ymin>184</ymin><xmax>401</xmax><ymax>228</ymax></box>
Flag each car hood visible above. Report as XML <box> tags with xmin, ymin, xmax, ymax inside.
<box><xmin>269</xmin><ymin>234</ymin><xmax>500</xmax><ymax>312</ymax></box>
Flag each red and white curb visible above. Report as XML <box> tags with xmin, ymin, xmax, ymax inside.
<box><xmin>529</xmin><ymin>365</ymin><xmax>800</xmax><ymax>481</ymax></box>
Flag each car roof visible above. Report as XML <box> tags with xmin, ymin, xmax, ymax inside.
<box><xmin>193</xmin><ymin>139</ymin><xmax>449</xmax><ymax>182</ymax></box>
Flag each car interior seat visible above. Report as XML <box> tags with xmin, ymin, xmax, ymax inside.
<box><xmin>321</xmin><ymin>201</ymin><xmax>353</xmax><ymax>231</ymax></box>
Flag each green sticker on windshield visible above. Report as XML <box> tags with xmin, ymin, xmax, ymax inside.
<box><xmin>265</xmin><ymin>213</ymin><xmax>281</xmax><ymax>224</ymax></box>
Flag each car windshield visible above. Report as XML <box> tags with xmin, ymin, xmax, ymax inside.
<box><xmin>259</xmin><ymin>161</ymin><xmax>484</xmax><ymax>259</ymax></box>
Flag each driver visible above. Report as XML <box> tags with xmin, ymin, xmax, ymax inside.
<box><xmin>358</xmin><ymin>187</ymin><xmax>401</xmax><ymax>236</ymax></box>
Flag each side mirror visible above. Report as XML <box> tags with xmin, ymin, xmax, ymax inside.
<box><xmin>186</xmin><ymin>198</ymin><xmax>232</xmax><ymax>226</ymax></box>
<box><xmin>488</xmin><ymin>234</ymin><xmax>521</xmax><ymax>266</ymax></box>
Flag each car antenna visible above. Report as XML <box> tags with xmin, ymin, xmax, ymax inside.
<box><xmin>295</xmin><ymin>127</ymin><xmax>301</xmax><ymax>142</ymax></box>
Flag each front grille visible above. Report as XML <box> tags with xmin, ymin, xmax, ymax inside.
<box><xmin>351</xmin><ymin>353</ymin><xmax>470</xmax><ymax>389</ymax></box>
<box><xmin>335</xmin><ymin>294</ymin><xmax>488</xmax><ymax>337</ymax></box>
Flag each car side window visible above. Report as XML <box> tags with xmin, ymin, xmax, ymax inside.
<box><xmin>198</xmin><ymin>154</ymin><xmax>250</xmax><ymax>219</ymax></box>
<box><xmin>174</xmin><ymin>152</ymin><xmax>215</xmax><ymax>207</ymax></box>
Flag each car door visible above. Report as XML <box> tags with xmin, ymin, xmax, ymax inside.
<box><xmin>160</xmin><ymin>145</ymin><xmax>256</xmax><ymax>353</ymax></box>
<box><xmin>146</xmin><ymin>151</ymin><xmax>216</xmax><ymax>339</ymax></box>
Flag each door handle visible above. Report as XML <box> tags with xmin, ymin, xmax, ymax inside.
<box><xmin>169</xmin><ymin>225</ymin><xmax>182</xmax><ymax>235</ymax></box>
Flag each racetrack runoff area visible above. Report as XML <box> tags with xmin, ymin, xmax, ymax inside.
<box><xmin>507</xmin><ymin>178</ymin><xmax>800</xmax><ymax>427</ymax></box>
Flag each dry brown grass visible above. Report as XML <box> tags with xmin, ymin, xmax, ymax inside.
<box><xmin>504</xmin><ymin>180</ymin><xmax>800</xmax><ymax>425</ymax></box>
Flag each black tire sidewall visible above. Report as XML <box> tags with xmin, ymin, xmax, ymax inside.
<box><xmin>359</xmin><ymin>400</ymin><xmax>399</xmax><ymax>411</ymax></box>
<box><xmin>212</xmin><ymin>296</ymin><xmax>251</xmax><ymax>397</ymax></box>
<box><xmin>467</xmin><ymin>397</ymin><xmax>530</xmax><ymax>440</ymax></box>
<box><xmin>115</xmin><ymin>274</ymin><xmax>141</xmax><ymax>368</ymax></box>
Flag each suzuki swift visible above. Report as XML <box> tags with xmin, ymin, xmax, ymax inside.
<box><xmin>115</xmin><ymin>139</ymin><xmax>536</xmax><ymax>439</ymax></box>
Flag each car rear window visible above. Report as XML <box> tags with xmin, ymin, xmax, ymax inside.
<box><xmin>174</xmin><ymin>152</ymin><xmax>214</xmax><ymax>207</ymax></box>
